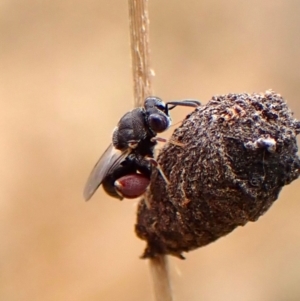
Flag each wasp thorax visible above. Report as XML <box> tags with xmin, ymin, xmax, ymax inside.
<box><xmin>136</xmin><ymin>90</ymin><xmax>300</xmax><ymax>259</ymax></box>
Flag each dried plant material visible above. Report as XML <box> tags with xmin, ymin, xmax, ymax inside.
<box><xmin>149</xmin><ymin>255</ymin><xmax>173</xmax><ymax>301</ymax></box>
<box><xmin>128</xmin><ymin>1</ymin><xmax>173</xmax><ymax>300</ymax></box>
<box><xmin>136</xmin><ymin>90</ymin><xmax>300</xmax><ymax>258</ymax></box>
<box><xmin>128</xmin><ymin>0</ymin><xmax>153</xmax><ymax>106</ymax></box>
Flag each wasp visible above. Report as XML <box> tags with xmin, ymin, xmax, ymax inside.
<box><xmin>83</xmin><ymin>96</ymin><xmax>200</xmax><ymax>201</ymax></box>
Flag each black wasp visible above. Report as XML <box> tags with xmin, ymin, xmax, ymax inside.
<box><xmin>83</xmin><ymin>96</ymin><xmax>200</xmax><ymax>201</ymax></box>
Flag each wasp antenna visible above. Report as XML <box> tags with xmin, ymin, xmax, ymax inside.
<box><xmin>166</xmin><ymin>100</ymin><xmax>201</xmax><ymax>111</ymax></box>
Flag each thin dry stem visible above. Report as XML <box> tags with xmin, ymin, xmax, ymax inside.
<box><xmin>128</xmin><ymin>1</ymin><xmax>173</xmax><ymax>300</ymax></box>
<box><xmin>128</xmin><ymin>0</ymin><xmax>153</xmax><ymax>107</ymax></box>
<box><xmin>149</xmin><ymin>255</ymin><xmax>173</xmax><ymax>301</ymax></box>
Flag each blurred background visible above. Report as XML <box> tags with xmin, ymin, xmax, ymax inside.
<box><xmin>1</xmin><ymin>0</ymin><xmax>300</xmax><ymax>300</ymax></box>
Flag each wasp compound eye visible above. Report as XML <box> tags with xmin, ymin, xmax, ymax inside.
<box><xmin>136</xmin><ymin>90</ymin><xmax>300</xmax><ymax>259</ymax></box>
<box><xmin>148</xmin><ymin>114</ymin><xmax>170</xmax><ymax>133</ymax></box>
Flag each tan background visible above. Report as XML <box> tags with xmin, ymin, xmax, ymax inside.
<box><xmin>1</xmin><ymin>1</ymin><xmax>300</xmax><ymax>300</ymax></box>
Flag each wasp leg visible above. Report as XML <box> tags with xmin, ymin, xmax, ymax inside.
<box><xmin>150</xmin><ymin>137</ymin><xmax>167</xmax><ymax>143</ymax></box>
<box><xmin>168</xmin><ymin>139</ymin><xmax>185</xmax><ymax>147</ymax></box>
<box><xmin>147</xmin><ymin>157</ymin><xmax>170</xmax><ymax>185</ymax></box>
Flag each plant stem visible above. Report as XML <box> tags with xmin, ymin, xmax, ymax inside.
<box><xmin>128</xmin><ymin>0</ymin><xmax>153</xmax><ymax>106</ymax></box>
<box><xmin>128</xmin><ymin>1</ymin><xmax>173</xmax><ymax>300</ymax></box>
<box><xmin>149</xmin><ymin>255</ymin><xmax>173</xmax><ymax>301</ymax></box>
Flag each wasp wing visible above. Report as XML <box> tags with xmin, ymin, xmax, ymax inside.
<box><xmin>83</xmin><ymin>144</ymin><xmax>130</xmax><ymax>201</ymax></box>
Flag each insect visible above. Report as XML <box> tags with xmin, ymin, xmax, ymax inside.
<box><xmin>83</xmin><ymin>96</ymin><xmax>200</xmax><ymax>201</ymax></box>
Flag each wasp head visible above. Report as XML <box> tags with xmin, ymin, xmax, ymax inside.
<box><xmin>144</xmin><ymin>96</ymin><xmax>171</xmax><ymax>133</ymax></box>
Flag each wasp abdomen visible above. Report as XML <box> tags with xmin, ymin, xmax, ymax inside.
<box><xmin>115</xmin><ymin>173</ymin><xmax>150</xmax><ymax>199</ymax></box>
